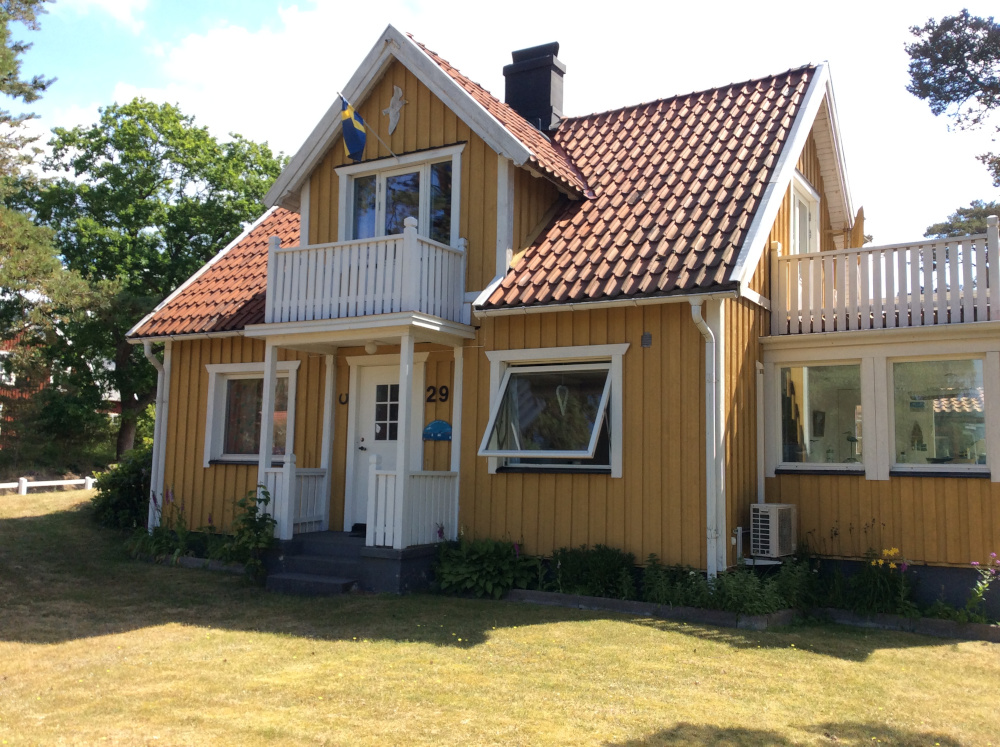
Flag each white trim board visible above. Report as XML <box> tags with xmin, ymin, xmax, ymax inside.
<box><xmin>265</xmin><ymin>25</ymin><xmax>542</xmax><ymax>213</ymax></box>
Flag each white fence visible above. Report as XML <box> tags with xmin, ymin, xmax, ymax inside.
<box><xmin>265</xmin><ymin>217</ymin><xmax>467</xmax><ymax>325</ymax></box>
<box><xmin>772</xmin><ymin>226</ymin><xmax>1000</xmax><ymax>334</ymax></box>
<box><xmin>262</xmin><ymin>454</ymin><xmax>329</xmax><ymax>539</ymax></box>
<box><xmin>0</xmin><ymin>476</ymin><xmax>97</xmax><ymax>494</ymax></box>
<box><xmin>365</xmin><ymin>455</ymin><xmax>458</xmax><ymax>549</ymax></box>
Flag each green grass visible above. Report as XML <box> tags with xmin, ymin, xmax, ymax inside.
<box><xmin>1</xmin><ymin>491</ymin><xmax>998</xmax><ymax>745</ymax></box>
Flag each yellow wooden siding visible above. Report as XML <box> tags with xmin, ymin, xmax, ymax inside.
<box><xmin>724</xmin><ymin>298</ymin><xmax>768</xmax><ymax>567</ymax></box>
<box><xmin>306</xmin><ymin>60</ymin><xmax>500</xmax><ymax>293</ymax></box>
<box><xmin>765</xmin><ymin>473</ymin><xmax>1000</xmax><ymax>567</ymax></box>
<box><xmin>461</xmin><ymin>305</ymin><xmax>707</xmax><ymax>567</ymax></box>
<box><xmin>511</xmin><ymin>168</ymin><xmax>561</xmax><ymax>266</ymax></box>
<box><xmin>162</xmin><ymin>337</ymin><xmax>327</xmax><ymax>531</ymax></box>
<box><xmin>795</xmin><ymin>130</ymin><xmax>835</xmax><ymax>254</ymax></box>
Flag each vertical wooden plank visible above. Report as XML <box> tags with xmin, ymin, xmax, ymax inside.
<box><xmin>607</xmin><ymin>306</ymin><xmax>628</xmax><ymax>552</ymax></box>
<box><xmin>909</xmin><ymin>243</ymin><xmax>920</xmax><ymax>327</ymax></box>
<box><xmin>962</xmin><ymin>239</ymin><xmax>975</xmax><ymax>324</ymax></box>
<box><xmin>947</xmin><ymin>239</ymin><xmax>960</xmax><ymax>324</ymax></box>
<box><xmin>641</xmin><ymin>305</ymin><xmax>662</xmax><ymax>560</ymax></box>
<box><xmin>872</xmin><ymin>247</ymin><xmax>883</xmax><ymax>329</ymax></box>
<box><xmin>920</xmin><ymin>244</ymin><xmax>933</xmax><ymax>327</ymax></box>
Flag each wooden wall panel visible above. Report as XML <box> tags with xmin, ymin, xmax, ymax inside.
<box><xmin>765</xmin><ymin>473</ymin><xmax>1000</xmax><ymax>566</ymax></box>
<box><xmin>161</xmin><ymin>337</ymin><xmax>327</xmax><ymax>531</ymax></box>
<box><xmin>461</xmin><ymin>304</ymin><xmax>707</xmax><ymax>568</ymax></box>
<box><xmin>307</xmin><ymin>60</ymin><xmax>500</xmax><ymax>294</ymax></box>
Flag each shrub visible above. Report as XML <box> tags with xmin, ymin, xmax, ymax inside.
<box><xmin>847</xmin><ymin>548</ymin><xmax>918</xmax><ymax>616</ymax></box>
<box><xmin>641</xmin><ymin>556</ymin><xmax>712</xmax><ymax>607</ymax></box>
<box><xmin>90</xmin><ymin>445</ymin><xmax>152</xmax><ymax>530</ymax></box>
<box><xmin>552</xmin><ymin>544</ymin><xmax>637</xmax><ymax>599</ymax></box>
<box><xmin>771</xmin><ymin>557</ymin><xmax>818</xmax><ymax>611</ymax></box>
<box><xmin>711</xmin><ymin>568</ymin><xmax>784</xmax><ymax>615</ymax></box>
<box><xmin>433</xmin><ymin>538</ymin><xmax>539</xmax><ymax>599</ymax></box>
<box><xmin>220</xmin><ymin>487</ymin><xmax>277</xmax><ymax>583</ymax></box>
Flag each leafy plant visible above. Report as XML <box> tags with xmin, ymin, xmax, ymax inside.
<box><xmin>847</xmin><ymin>548</ymin><xmax>918</xmax><ymax>616</ymax></box>
<box><xmin>220</xmin><ymin>486</ymin><xmax>277</xmax><ymax>583</ymax></box>
<box><xmin>433</xmin><ymin>538</ymin><xmax>539</xmax><ymax>599</ymax></box>
<box><xmin>90</xmin><ymin>445</ymin><xmax>152</xmax><ymax>529</ymax></box>
<box><xmin>641</xmin><ymin>556</ymin><xmax>712</xmax><ymax>607</ymax></box>
<box><xmin>553</xmin><ymin>544</ymin><xmax>637</xmax><ymax>600</ymax></box>
<box><xmin>710</xmin><ymin>568</ymin><xmax>784</xmax><ymax>615</ymax></box>
<box><xmin>771</xmin><ymin>557</ymin><xmax>818</xmax><ymax>611</ymax></box>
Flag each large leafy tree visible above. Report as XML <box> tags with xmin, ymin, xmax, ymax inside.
<box><xmin>924</xmin><ymin>199</ymin><xmax>1000</xmax><ymax>237</ymax></box>
<box><xmin>27</xmin><ymin>99</ymin><xmax>284</xmax><ymax>456</ymax></box>
<box><xmin>906</xmin><ymin>10</ymin><xmax>1000</xmax><ymax>185</ymax></box>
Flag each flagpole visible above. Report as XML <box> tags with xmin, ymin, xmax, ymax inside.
<box><xmin>338</xmin><ymin>92</ymin><xmax>398</xmax><ymax>160</ymax></box>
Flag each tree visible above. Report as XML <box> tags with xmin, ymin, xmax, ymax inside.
<box><xmin>924</xmin><ymin>199</ymin><xmax>1000</xmax><ymax>237</ymax></box>
<box><xmin>906</xmin><ymin>10</ymin><xmax>1000</xmax><ymax>186</ymax></box>
<box><xmin>25</xmin><ymin>99</ymin><xmax>284</xmax><ymax>457</ymax></box>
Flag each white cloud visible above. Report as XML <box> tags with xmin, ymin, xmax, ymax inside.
<box><xmin>101</xmin><ymin>0</ymin><xmax>999</xmax><ymax>242</ymax></box>
<box><xmin>52</xmin><ymin>0</ymin><xmax>149</xmax><ymax>34</ymax></box>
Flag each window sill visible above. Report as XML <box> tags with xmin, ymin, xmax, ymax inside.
<box><xmin>209</xmin><ymin>458</ymin><xmax>285</xmax><ymax>467</ymax></box>
<box><xmin>497</xmin><ymin>466</ymin><xmax>611</xmax><ymax>475</ymax></box>
<box><xmin>775</xmin><ymin>465</ymin><xmax>865</xmax><ymax>476</ymax></box>
<box><xmin>889</xmin><ymin>468</ymin><xmax>990</xmax><ymax>479</ymax></box>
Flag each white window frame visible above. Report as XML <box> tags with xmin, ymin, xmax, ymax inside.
<box><xmin>480</xmin><ymin>344</ymin><xmax>629</xmax><ymax>477</ymax></box>
<box><xmin>886</xmin><ymin>353</ymin><xmax>990</xmax><ymax>476</ymax></box>
<box><xmin>336</xmin><ymin>143</ymin><xmax>464</xmax><ymax>246</ymax></box>
<box><xmin>775</xmin><ymin>361</ymin><xmax>867</xmax><ymax>472</ymax></box>
<box><xmin>790</xmin><ymin>171</ymin><xmax>820</xmax><ymax>255</ymax></box>
<box><xmin>203</xmin><ymin>361</ymin><xmax>301</xmax><ymax>468</ymax></box>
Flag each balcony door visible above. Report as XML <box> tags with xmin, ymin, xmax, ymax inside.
<box><xmin>350</xmin><ymin>161</ymin><xmax>452</xmax><ymax>244</ymax></box>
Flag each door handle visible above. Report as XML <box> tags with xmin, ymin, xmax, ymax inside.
<box><xmin>358</xmin><ymin>445</ymin><xmax>367</xmax><ymax>451</ymax></box>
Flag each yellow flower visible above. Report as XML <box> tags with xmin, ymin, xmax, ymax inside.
<box><xmin>877</xmin><ymin>559</ymin><xmax>884</xmax><ymax>566</ymax></box>
<box><xmin>889</xmin><ymin>562</ymin><xmax>897</xmax><ymax>569</ymax></box>
<box><xmin>870</xmin><ymin>560</ymin><xmax>877</xmax><ymax>566</ymax></box>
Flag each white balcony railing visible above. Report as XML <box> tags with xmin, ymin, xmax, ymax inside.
<box><xmin>263</xmin><ymin>455</ymin><xmax>329</xmax><ymax>538</ymax></box>
<box><xmin>264</xmin><ymin>216</ymin><xmax>467</xmax><ymax>326</ymax></box>
<box><xmin>772</xmin><ymin>219</ymin><xmax>1000</xmax><ymax>335</ymax></box>
<box><xmin>366</xmin><ymin>455</ymin><xmax>458</xmax><ymax>549</ymax></box>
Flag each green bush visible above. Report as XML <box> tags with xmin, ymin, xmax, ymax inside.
<box><xmin>553</xmin><ymin>544</ymin><xmax>637</xmax><ymax>599</ymax></box>
<box><xmin>642</xmin><ymin>556</ymin><xmax>712</xmax><ymax>607</ymax></box>
<box><xmin>771</xmin><ymin>557</ymin><xmax>818</xmax><ymax>611</ymax></box>
<box><xmin>711</xmin><ymin>568</ymin><xmax>785</xmax><ymax>615</ymax></box>
<box><xmin>846</xmin><ymin>548</ymin><xmax>918</xmax><ymax>616</ymax></box>
<box><xmin>90</xmin><ymin>445</ymin><xmax>152</xmax><ymax>529</ymax></box>
<box><xmin>433</xmin><ymin>538</ymin><xmax>540</xmax><ymax>599</ymax></box>
<box><xmin>222</xmin><ymin>487</ymin><xmax>277</xmax><ymax>583</ymax></box>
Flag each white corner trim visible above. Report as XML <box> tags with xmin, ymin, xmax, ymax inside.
<box><xmin>202</xmin><ymin>360</ymin><xmax>301</xmax><ymax>468</ymax></box>
<box><xmin>127</xmin><ymin>207</ymin><xmax>280</xmax><ymax>339</ymax></box>
<box><xmin>496</xmin><ymin>155</ymin><xmax>515</xmax><ymax>276</ymax></box>
<box><xmin>727</xmin><ymin>64</ymin><xmax>831</xmax><ymax>288</ymax></box>
<box><xmin>739</xmin><ymin>285</ymin><xmax>770</xmax><ymax>311</ymax></box>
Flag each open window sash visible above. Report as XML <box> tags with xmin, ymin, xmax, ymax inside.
<box><xmin>478</xmin><ymin>362</ymin><xmax>613</xmax><ymax>459</ymax></box>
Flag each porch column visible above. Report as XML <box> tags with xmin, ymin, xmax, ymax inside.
<box><xmin>319</xmin><ymin>351</ymin><xmax>337</xmax><ymax>530</ymax></box>
<box><xmin>393</xmin><ymin>332</ymin><xmax>415</xmax><ymax>549</ymax></box>
<box><xmin>448</xmin><ymin>343</ymin><xmax>464</xmax><ymax>541</ymax></box>
<box><xmin>257</xmin><ymin>341</ymin><xmax>279</xmax><ymax>529</ymax></box>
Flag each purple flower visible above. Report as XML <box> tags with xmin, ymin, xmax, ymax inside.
<box><xmin>151</xmin><ymin>493</ymin><xmax>159</xmax><ymax>509</ymax></box>
<box><xmin>972</xmin><ymin>561</ymin><xmax>980</xmax><ymax>566</ymax></box>
<box><xmin>165</xmin><ymin>487</ymin><xmax>174</xmax><ymax>505</ymax></box>
<box><xmin>514</xmin><ymin>542</ymin><xmax>520</xmax><ymax>558</ymax></box>
<box><xmin>208</xmin><ymin>513</ymin><xmax>214</xmax><ymax>526</ymax></box>
<box><xmin>900</xmin><ymin>562</ymin><xmax>909</xmax><ymax>573</ymax></box>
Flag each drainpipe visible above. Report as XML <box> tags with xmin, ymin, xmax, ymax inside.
<box><xmin>143</xmin><ymin>341</ymin><xmax>171</xmax><ymax>530</ymax></box>
<box><xmin>690</xmin><ymin>300</ymin><xmax>719</xmax><ymax>578</ymax></box>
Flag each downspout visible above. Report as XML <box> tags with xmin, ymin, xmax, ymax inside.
<box><xmin>143</xmin><ymin>341</ymin><xmax>171</xmax><ymax>530</ymax></box>
<box><xmin>690</xmin><ymin>300</ymin><xmax>718</xmax><ymax>578</ymax></box>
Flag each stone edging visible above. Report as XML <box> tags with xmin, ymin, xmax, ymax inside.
<box><xmin>135</xmin><ymin>553</ymin><xmax>246</xmax><ymax>575</ymax></box>
<box><xmin>506</xmin><ymin>590</ymin><xmax>1000</xmax><ymax>642</ymax></box>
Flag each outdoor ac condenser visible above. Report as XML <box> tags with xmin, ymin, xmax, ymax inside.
<box><xmin>750</xmin><ymin>503</ymin><xmax>798</xmax><ymax>558</ymax></box>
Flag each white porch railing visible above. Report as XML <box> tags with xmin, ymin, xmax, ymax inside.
<box><xmin>263</xmin><ymin>454</ymin><xmax>329</xmax><ymax>539</ymax></box>
<box><xmin>366</xmin><ymin>455</ymin><xmax>458</xmax><ymax>549</ymax></box>
<box><xmin>265</xmin><ymin>217</ymin><xmax>468</xmax><ymax>325</ymax></box>
<box><xmin>772</xmin><ymin>219</ymin><xmax>1000</xmax><ymax>335</ymax></box>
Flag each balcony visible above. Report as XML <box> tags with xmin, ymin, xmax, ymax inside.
<box><xmin>264</xmin><ymin>217</ymin><xmax>468</xmax><ymax>327</ymax></box>
<box><xmin>772</xmin><ymin>218</ymin><xmax>1000</xmax><ymax>335</ymax></box>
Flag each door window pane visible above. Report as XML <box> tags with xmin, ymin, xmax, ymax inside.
<box><xmin>384</xmin><ymin>171</ymin><xmax>420</xmax><ymax>236</ymax></box>
<box><xmin>780</xmin><ymin>365</ymin><xmax>862</xmax><ymax>464</ymax></box>
<box><xmin>430</xmin><ymin>161</ymin><xmax>452</xmax><ymax>244</ymax></box>
<box><xmin>352</xmin><ymin>174</ymin><xmax>376</xmax><ymax>240</ymax></box>
<box><xmin>374</xmin><ymin>383</ymin><xmax>400</xmax><ymax>442</ymax></box>
<box><xmin>893</xmin><ymin>360</ymin><xmax>985</xmax><ymax>465</ymax></box>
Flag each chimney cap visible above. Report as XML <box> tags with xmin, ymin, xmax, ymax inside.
<box><xmin>510</xmin><ymin>42</ymin><xmax>560</xmax><ymax>63</ymax></box>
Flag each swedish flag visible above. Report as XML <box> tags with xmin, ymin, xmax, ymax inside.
<box><xmin>341</xmin><ymin>99</ymin><xmax>366</xmax><ymax>162</ymax></box>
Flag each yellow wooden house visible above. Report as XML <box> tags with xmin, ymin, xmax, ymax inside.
<box><xmin>128</xmin><ymin>25</ymin><xmax>1000</xmax><ymax>592</ymax></box>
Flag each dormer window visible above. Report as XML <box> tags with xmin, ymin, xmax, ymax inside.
<box><xmin>790</xmin><ymin>172</ymin><xmax>820</xmax><ymax>254</ymax></box>
<box><xmin>337</xmin><ymin>143</ymin><xmax>464</xmax><ymax>246</ymax></box>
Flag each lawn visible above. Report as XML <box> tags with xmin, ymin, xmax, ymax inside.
<box><xmin>0</xmin><ymin>492</ymin><xmax>997</xmax><ymax>746</ymax></box>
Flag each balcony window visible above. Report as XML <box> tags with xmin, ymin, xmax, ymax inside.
<box><xmin>892</xmin><ymin>359</ymin><xmax>986</xmax><ymax>467</ymax></box>
<box><xmin>790</xmin><ymin>173</ymin><xmax>819</xmax><ymax>255</ymax></box>
<box><xmin>780</xmin><ymin>364</ymin><xmax>862</xmax><ymax>465</ymax></box>
<box><xmin>338</xmin><ymin>144</ymin><xmax>463</xmax><ymax>246</ymax></box>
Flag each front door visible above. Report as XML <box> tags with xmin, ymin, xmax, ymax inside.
<box><xmin>348</xmin><ymin>364</ymin><xmax>423</xmax><ymax>528</ymax></box>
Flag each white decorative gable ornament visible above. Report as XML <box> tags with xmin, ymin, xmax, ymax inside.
<box><xmin>383</xmin><ymin>86</ymin><xmax>407</xmax><ymax>134</ymax></box>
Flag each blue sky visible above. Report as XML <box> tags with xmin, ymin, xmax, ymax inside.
<box><xmin>12</xmin><ymin>0</ymin><xmax>1000</xmax><ymax>243</ymax></box>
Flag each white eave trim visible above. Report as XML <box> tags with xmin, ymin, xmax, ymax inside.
<box><xmin>727</xmin><ymin>63</ymin><xmax>852</xmax><ymax>288</ymax></box>
<box><xmin>474</xmin><ymin>289</ymin><xmax>739</xmax><ymax>317</ymax></box>
<box><xmin>126</xmin><ymin>207</ymin><xmax>280</xmax><ymax>340</ymax></box>
<box><xmin>265</xmin><ymin>24</ymin><xmax>533</xmax><ymax>211</ymax></box>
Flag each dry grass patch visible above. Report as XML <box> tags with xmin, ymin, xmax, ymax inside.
<box><xmin>1</xmin><ymin>492</ymin><xmax>998</xmax><ymax>745</ymax></box>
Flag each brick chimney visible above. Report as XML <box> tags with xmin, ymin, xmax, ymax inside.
<box><xmin>503</xmin><ymin>42</ymin><xmax>565</xmax><ymax>132</ymax></box>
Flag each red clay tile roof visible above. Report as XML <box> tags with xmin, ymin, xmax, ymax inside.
<box><xmin>129</xmin><ymin>208</ymin><xmax>299</xmax><ymax>338</ymax></box>
<box><xmin>481</xmin><ymin>66</ymin><xmax>814</xmax><ymax>309</ymax></box>
<box><xmin>411</xmin><ymin>37</ymin><xmax>593</xmax><ymax>199</ymax></box>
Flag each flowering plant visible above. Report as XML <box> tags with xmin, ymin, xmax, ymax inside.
<box><xmin>849</xmin><ymin>547</ymin><xmax>918</xmax><ymax>616</ymax></box>
<box><xmin>966</xmin><ymin>552</ymin><xmax>1000</xmax><ymax>617</ymax></box>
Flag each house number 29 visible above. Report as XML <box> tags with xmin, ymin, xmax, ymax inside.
<box><xmin>425</xmin><ymin>385</ymin><xmax>449</xmax><ymax>403</ymax></box>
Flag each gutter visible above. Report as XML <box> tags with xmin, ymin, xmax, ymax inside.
<box><xmin>142</xmin><ymin>341</ymin><xmax>172</xmax><ymax>530</ymax></box>
<box><xmin>473</xmin><ymin>289</ymin><xmax>740</xmax><ymax>318</ymax></box>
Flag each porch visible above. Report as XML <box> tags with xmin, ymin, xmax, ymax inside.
<box><xmin>771</xmin><ymin>216</ymin><xmax>1000</xmax><ymax>335</ymax></box>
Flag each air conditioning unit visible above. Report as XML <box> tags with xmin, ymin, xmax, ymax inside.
<box><xmin>750</xmin><ymin>503</ymin><xmax>798</xmax><ymax>558</ymax></box>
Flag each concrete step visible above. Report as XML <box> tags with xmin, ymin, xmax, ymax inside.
<box><xmin>295</xmin><ymin>532</ymin><xmax>366</xmax><ymax>559</ymax></box>
<box><xmin>266</xmin><ymin>572</ymin><xmax>356</xmax><ymax>596</ymax></box>
<box><xmin>280</xmin><ymin>554</ymin><xmax>360</xmax><ymax>577</ymax></box>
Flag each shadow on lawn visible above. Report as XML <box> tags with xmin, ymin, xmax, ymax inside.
<box><xmin>0</xmin><ymin>505</ymin><xmax>958</xmax><ymax>662</ymax></box>
<box><xmin>614</xmin><ymin>721</ymin><xmax>962</xmax><ymax>746</ymax></box>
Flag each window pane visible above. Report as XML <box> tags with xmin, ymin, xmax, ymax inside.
<box><xmin>486</xmin><ymin>368</ymin><xmax>609</xmax><ymax>455</ymax></box>
<box><xmin>223</xmin><ymin>377</ymin><xmax>288</xmax><ymax>456</ymax></box>
<box><xmin>430</xmin><ymin>161</ymin><xmax>452</xmax><ymax>244</ymax></box>
<box><xmin>780</xmin><ymin>365</ymin><xmax>862</xmax><ymax>464</ymax></box>
<box><xmin>893</xmin><ymin>360</ymin><xmax>985</xmax><ymax>465</ymax></box>
<box><xmin>384</xmin><ymin>171</ymin><xmax>420</xmax><ymax>235</ymax></box>
<box><xmin>352</xmin><ymin>174</ymin><xmax>376</xmax><ymax>240</ymax></box>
